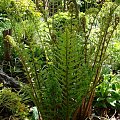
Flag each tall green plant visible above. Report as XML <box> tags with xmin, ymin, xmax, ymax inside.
<box><xmin>2</xmin><ymin>0</ymin><xmax>120</xmax><ymax>120</ymax></box>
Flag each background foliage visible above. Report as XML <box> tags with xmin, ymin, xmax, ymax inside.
<box><xmin>0</xmin><ymin>0</ymin><xmax>120</xmax><ymax>120</ymax></box>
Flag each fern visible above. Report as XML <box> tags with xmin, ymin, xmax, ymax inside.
<box><xmin>48</xmin><ymin>28</ymin><xmax>90</xmax><ymax>119</ymax></box>
<box><xmin>5</xmin><ymin>1</ymin><xmax>120</xmax><ymax>120</ymax></box>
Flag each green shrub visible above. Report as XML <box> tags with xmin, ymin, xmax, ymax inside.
<box><xmin>94</xmin><ymin>73</ymin><xmax>120</xmax><ymax>109</ymax></box>
<box><xmin>0</xmin><ymin>88</ymin><xmax>29</xmax><ymax>119</ymax></box>
<box><xmin>48</xmin><ymin>12</ymin><xmax>86</xmax><ymax>33</ymax></box>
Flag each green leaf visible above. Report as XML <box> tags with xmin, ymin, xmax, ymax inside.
<box><xmin>106</xmin><ymin>97</ymin><xmax>116</xmax><ymax>107</ymax></box>
<box><xmin>115</xmin><ymin>0</ymin><xmax>120</xmax><ymax>4</ymax></box>
<box><xmin>31</xmin><ymin>106</ymin><xmax>39</xmax><ymax>120</ymax></box>
<box><xmin>97</xmin><ymin>97</ymin><xmax>105</xmax><ymax>101</ymax></box>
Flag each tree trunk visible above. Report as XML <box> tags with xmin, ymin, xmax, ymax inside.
<box><xmin>3</xmin><ymin>29</ymin><xmax>12</xmax><ymax>61</ymax></box>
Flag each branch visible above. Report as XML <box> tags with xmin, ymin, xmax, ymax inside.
<box><xmin>0</xmin><ymin>71</ymin><xmax>20</xmax><ymax>88</ymax></box>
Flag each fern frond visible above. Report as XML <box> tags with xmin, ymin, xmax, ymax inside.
<box><xmin>50</xmin><ymin>28</ymin><xmax>90</xmax><ymax>119</ymax></box>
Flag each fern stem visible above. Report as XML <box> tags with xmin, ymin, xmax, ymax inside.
<box><xmin>29</xmin><ymin>15</ymin><xmax>49</xmax><ymax>63</ymax></box>
<box><xmin>8</xmin><ymin>18</ymin><xmax>41</xmax><ymax>113</ymax></box>
<box><xmin>65</xmin><ymin>30</ymin><xmax>69</xmax><ymax>120</ymax></box>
